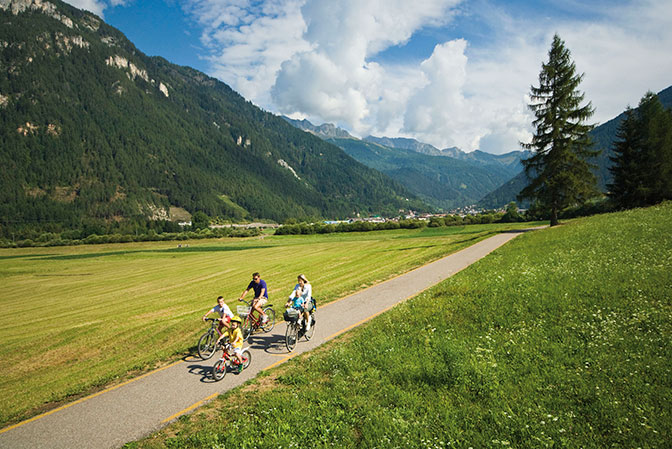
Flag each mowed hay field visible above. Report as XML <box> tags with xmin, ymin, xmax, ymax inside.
<box><xmin>0</xmin><ymin>222</ymin><xmax>534</xmax><ymax>426</ymax></box>
<box><xmin>129</xmin><ymin>203</ymin><xmax>671</xmax><ymax>449</ymax></box>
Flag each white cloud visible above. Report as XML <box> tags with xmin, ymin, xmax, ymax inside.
<box><xmin>66</xmin><ymin>0</ymin><xmax>672</xmax><ymax>155</ymax></box>
<box><xmin>63</xmin><ymin>0</ymin><xmax>131</xmax><ymax>17</ymax></box>
<box><xmin>62</xmin><ymin>0</ymin><xmax>106</xmax><ymax>16</ymax></box>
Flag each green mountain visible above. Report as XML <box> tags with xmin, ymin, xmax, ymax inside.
<box><xmin>283</xmin><ymin>118</ymin><xmax>527</xmax><ymax>210</ymax></box>
<box><xmin>477</xmin><ymin>85</ymin><xmax>672</xmax><ymax>209</ymax></box>
<box><xmin>0</xmin><ymin>0</ymin><xmax>424</xmax><ymax>232</ymax></box>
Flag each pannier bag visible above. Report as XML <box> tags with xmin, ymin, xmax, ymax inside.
<box><xmin>283</xmin><ymin>307</ymin><xmax>300</xmax><ymax>322</ymax></box>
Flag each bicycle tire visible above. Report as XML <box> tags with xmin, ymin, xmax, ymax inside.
<box><xmin>198</xmin><ymin>329</ymin><xmax>217</xmax><ymax>360</ymax></box>
<box><xmin>212</xmin><ymin>359</ymin><xmax>227</xmax><ymax>381</ymax></box>
<box><xmin>242</xmin><ymin>350</ymin><xmax>252</xmax><ymax>370</ymax></box>
<box><xmin>285</xmin><ymin>322</ymin><xmax>299</xmax><ymax>352</ymax></box>
<box><xmin>241</xmin><ymin>316</ymin><xmax>253</xmax><ymax>341</ymax></box>
<box><xmin>261</xmin><ymin>307</ymin><xmax>276</xmax><ymax>332</ymax></box>
<box><xmin>304</xmin><ymin>312</ymin><xmax>316</xmax><ymax>341</ymax></box>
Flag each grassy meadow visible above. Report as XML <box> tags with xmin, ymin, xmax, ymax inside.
<box><xmin>0</xmin><ymin>222</ymin><xmax>535</xmax><ymax>427</ymax></box>
<box><xmin>126</xmin><ymin>203</ymin><xmax>672</xmax><ymax>448</ymax></box>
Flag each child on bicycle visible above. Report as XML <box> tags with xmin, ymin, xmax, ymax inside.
<box><xmin>216</xmin><ymin>315</ymin><xmax>245</xmax><ymax>372</ymax></box>
<box><xmin>202</xmin><ymin>296</ymin><xmax>234</xmax><ymax>336</ymax></box>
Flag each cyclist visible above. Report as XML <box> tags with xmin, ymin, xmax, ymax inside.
<box><xmin>239</xmin><ymin>272</ymin><xmax>269</xmax><ymax>324</ymax></box>
<box><xmin>216</xmin><ymin>315</ymin><xmax>245</xmax><ymax>372</ymax></box>
<box><xmin>202</xmin><ymin>296</ymin><xmax>234</xmax><ymax>336</ymax></box>
<box><xmin>285</xmin><ymin>274</ymin><xmax>313</xmax><ymax>331</ymax></box>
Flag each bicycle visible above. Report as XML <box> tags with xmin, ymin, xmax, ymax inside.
<box><xmin>284</xmin><ymin>307</ymin><xmax>316</xmax><ymax>352</ymax></box>
<box><xmin>238</xmin><ymin>298</ymin><xmax>275</xmax><ymax>341</ymax></box>
<box><xmin>212</xmin><ymin>344</ymin><xmax>252</xmax><ymax>381</ymax></box>
<box><xmin>197</xmin><ymin>317</ymin><xmax>225</xmax><ymax>360</ymax></box>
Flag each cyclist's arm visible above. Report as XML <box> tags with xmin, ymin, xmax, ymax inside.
<box><xmin>239</xmin><ymin>288</ymin><xmax>250</xmax><ymax>300</ymax></box>
<box><xmin>202</xmin><ymin>307</ymin><xmax>215</xmax><ymax>322</ymax></box>
<box><xmin>257</xmin><ymin>287</ymin><xmax>266</xmax><ymax>300</ymax></box>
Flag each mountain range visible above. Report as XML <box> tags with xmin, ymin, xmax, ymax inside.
<box><xmin>0</xmin><ymin>0</ymin><xmax>425</xmax><ymax>230</ymax></box>
<box><xmin>283</xmin><ymin>117</ymin><xmax>528</xmax><ymax>209</ymax></box>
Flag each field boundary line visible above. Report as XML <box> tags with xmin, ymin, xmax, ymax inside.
<box><xmin>0</xmin><ymin>360</ymin><xmax>183</xmax><ymax>434</ymax></box>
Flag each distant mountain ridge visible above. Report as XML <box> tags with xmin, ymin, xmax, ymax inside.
<box><xmin>0</xmin><ymin>0</ymin><xmax>425</xmax><ymax>229</ymax></box>
<box><xmin>284</xmin><ymin>118</ymin><xmax>528</xmax><ymax>209</ymax></box>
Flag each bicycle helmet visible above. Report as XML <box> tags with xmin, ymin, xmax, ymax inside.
<box><xmin>231</xmin><ymin>315</ymin><xmax>242</xmax><ymax>324</ymax></box>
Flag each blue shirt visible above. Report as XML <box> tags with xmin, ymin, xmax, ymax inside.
<box><xmin>247</xmin><ymin>279</ymin><xmax>268</xmax><ymax>299</ymax></box>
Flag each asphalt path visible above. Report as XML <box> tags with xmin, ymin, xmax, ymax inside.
<box><xmin>0</xmin><ymin>230</ymin><xmax>531</xmax><ymax>449</ymax></box>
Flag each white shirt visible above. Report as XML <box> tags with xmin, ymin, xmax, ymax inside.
<box><xmin>210</xmin><ymin>303</ymin><xmax>233</xmax><ymax>318</ymax></box>
<box><xmin>289</xmin><ymin>283</ymin><xmax>312</xmax><ymax>304</ymax></box>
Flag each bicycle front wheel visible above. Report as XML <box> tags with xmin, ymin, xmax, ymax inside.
<box><xmin>285</xmin><ymin>322</ymin><xmax>299</xmax><ymax>352</ymax></box>
<box><xmin>261</xmin><ymin>307</ymin><xmax>275</xmax><ymax>332</ymax></box>
<box><xmin>212</xmin><ymin>359</ymin><xmax>227</xmax><ymax>381</ymax></box>
<box><xmin>241</xmin><ymin>316</ymin><xmax>253</xmax><ymax>341</ymax></box>
<box><xmin>198</xmin><ymin>330</ymin><xmax>217</xmax><ymax>360</ymax></box>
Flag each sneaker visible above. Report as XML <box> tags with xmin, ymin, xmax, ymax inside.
<box><xmin>261</xmin><ymin>314</ymin><xmax>269</xmax><ymax>324</ymax></box>
<box><xmin>237</xmin><ymin>363</ymin><xmax>244</xmax><ymax>373</ymax></box>
<box><xmin>305</xmin><ymin>317</ymin><xmax>311</xmax><ymax>331</ymax></box>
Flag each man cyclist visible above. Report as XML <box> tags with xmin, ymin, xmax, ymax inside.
<box><xmin>239</xmin><ymin>272</ymin><xmax>269</xmax><ymax>324</ymax></box>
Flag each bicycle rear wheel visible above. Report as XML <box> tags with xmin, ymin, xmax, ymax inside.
<box><xmin>198</xmin><ymin>329</ymin><xmax>217</xmax><ymax>360</ymax></box>
<box><xmin>285</xmin><ymin>322</ymin><xmax>299</xmax><ymax>352</ymax></box>
<box><xmin>242</xmin><ymin>350</ymin><xmax>252</xmax><ymax>370</ymax></box>
<box><xmin>304</xmin><ymin>312</ymin><xmax>316</xmax><ymax>341</ymax></box>
<box><xmin>261</xmin><ymin>307</ymin><xmax>275</xmax><ymax>332</ymax></box>
<box><xmin>212</xmin><ymin>359</ymin><xmax>227</xmax><ymax>381</ymax></box>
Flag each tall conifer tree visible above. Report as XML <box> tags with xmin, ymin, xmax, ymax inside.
<box><xmin>609</xmin><ymin>92</ymin><xmax>672</xmax><ymax>207</ymax></box>
<box><xmin>519</xmin><ymin>34</ymin><xmax>599</xmax><ymax>226</ymax></box>
<box><xmin>608</xmin><ymin>107</ymin><xmax>644</xmax><ymax>209</ymax></box>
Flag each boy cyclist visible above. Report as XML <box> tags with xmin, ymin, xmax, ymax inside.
<box><xmin>216</xmin><ymin>315</ymin><xmax>245</xmax><ymax>372</ymax></box>
<box><xmin>202</xmin><ymin>296</ymin><xmax>234</xmax><ymax>336</ymax></box>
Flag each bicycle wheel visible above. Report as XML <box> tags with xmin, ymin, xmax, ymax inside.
<box><xmin>304</xmin><ymin>312</ymin><xmax>316</xmax><ymax>341</ymax></box>
<box><xmin>261</xmin><ymin>307</ymin><xmax>275</xmax><ymax>332</ymax></box>
<box><xmin>212</xmin><ymin>359</ymin><xmax>227</xmax><ymax>381</ymax></box>
<box><xmin>285</xmin><ymin>322</ymin><xmax>299</xmax><ymax>352</ymax></box>
<box><xmin>241</xmin><ymin>350</ymin><xmax>252</xmax><ymax>370</ymax></box>
<box><xmin>198</xmin><ymin>329</ymin><xmax>217</xmax><ymax>360</ymax></box>
<box><xmin>241</xmin><ymin>315</ymin><xmax>253</xmax><ymax>341</ymax></box>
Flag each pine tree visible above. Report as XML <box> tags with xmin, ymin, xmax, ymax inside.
<box><xmin>519</xmin><ymin>34</ymin><xmax>599</xmax><ymax>226</ymax></box>
<box><xmin>608</xmin><ymin>107</ymin><xmax>644</xmax><ymax>208</ymax></box>
<box><xmin>609</xmin><ymin>93</ymin><xmax>672</xmax><ymax>208</ymax></box>
<box><xmin>636</xmin><ymin>93</ymin><xmax>672</xmax><ymax>205</ymax></box>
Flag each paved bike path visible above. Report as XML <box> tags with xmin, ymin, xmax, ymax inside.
<box><xmin>0</xmin><ymin>230</ymin><xmax>530</xmax><ymax>449</ymax></box>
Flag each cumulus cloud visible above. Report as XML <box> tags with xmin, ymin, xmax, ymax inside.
<box><xmin>62</xmin><ymin>0</ymin><xmax>106</xmax><ymax>16</ymax></box>
<box><xmin>63</xmin><ymin>0</ymin><xmax>130</xmax><ymax>17</ymax></box>
<box><xmin>66</xmin><ymin>0</ymin><xmax>672</xmax><ymax>154</ymax></box>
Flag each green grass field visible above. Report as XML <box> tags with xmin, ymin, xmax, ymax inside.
<box><xmin>126</xmin><ymin>203</ymin><xmax>671</xmax><ymax>448</ymax></box>
<box><xmin>0</xmin><ymin>222</ymin><xmax>535</xmax><ymax>427</ymax></box>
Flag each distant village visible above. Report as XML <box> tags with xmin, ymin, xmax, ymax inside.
<box><xmin>202</xmin><ymin>204</ymin><xmax>519</xmax><ymax>230</ymax></box>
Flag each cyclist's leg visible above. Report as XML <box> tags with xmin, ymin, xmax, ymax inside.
<box><xmin>254</xmin><ymin>297</ymin><xmax>268</xmax><ymax>322</ymax></box>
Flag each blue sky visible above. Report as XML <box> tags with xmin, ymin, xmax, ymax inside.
<box><xmin>66</xmin><ymin>0</ymin><xmax>672</xmax><ymax>154</ymax></box>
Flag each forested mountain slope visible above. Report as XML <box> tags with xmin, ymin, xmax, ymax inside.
<box><xmin>0</xmin><ymin>0</ymin><xmax>423</xmax><ymax>232</ymax></box>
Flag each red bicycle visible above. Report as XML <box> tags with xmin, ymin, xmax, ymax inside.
<box><xmin>212</xmin><ymin>344</ymin><xmax>252</xmax><ymax>381</ymax></box>
<box><xmin>238</xmin><ymin>298</ymin><xmax>275</xmax><ymax>341</ymax></box>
